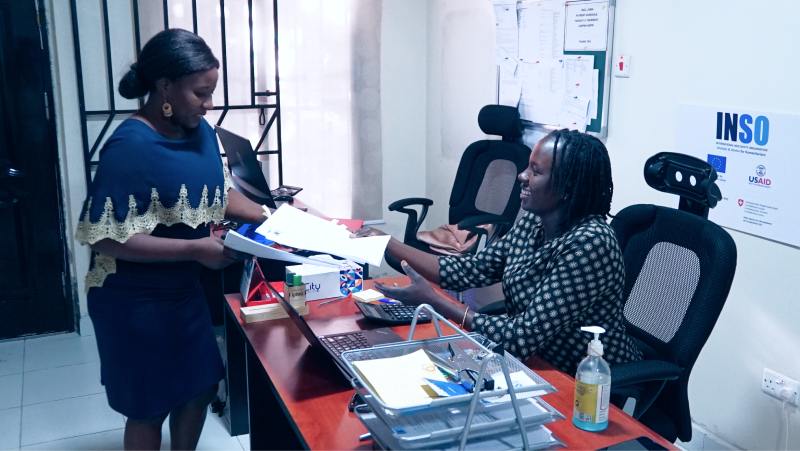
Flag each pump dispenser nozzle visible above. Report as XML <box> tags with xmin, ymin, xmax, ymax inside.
<box><xmin>581</xmin><ymin>326</ymin><xmax>606</xmax><ymax>356</ymax></box>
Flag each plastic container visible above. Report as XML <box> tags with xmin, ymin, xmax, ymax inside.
<box><xmin>572</xmin><ymin>326</ymin><xmax>611</xmax><ymax>432</ymax></box>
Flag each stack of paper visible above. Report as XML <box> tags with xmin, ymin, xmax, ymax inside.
<box><xmin>255</xmin><ymin>205</ymin><xmax>391</xmax><ymax>267</ymax></box>
<box><xmin>352</xmin><ymin>349</ymin><xmax>448</xmax><ymax>409</ymax></box>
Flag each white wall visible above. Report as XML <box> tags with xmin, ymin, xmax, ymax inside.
<box><xmin>607</xmin><ymin>1</ymin><xmax>800</xmax><ymax>449</ymax></box>
<box><xmin>372</xmin><ymin>0</ymin><xmax>428</xmax><ymax>277</ymax></box>
<box><xmin>424</xmin><ymin>0</ymin><xmax>496</xmax><ymax>229</ymax></box>
<box><xmin>423</xmin><ymin>0</ymin><xmax>800</xmax><ymax>449</ymax></box>
<box><xmin>46</xmin><ymin>0</ymin><xmax>91</xmax><ymax>319</ymax></box>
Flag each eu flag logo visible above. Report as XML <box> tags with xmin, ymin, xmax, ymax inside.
<box><xmin>707</xmin><ymin>154</ymin><xmax>726</xmax><ymax>174</ymax></box>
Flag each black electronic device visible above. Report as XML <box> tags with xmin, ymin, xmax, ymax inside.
<box><xmin>355</xmin><ymin>301</ymin><xmax>431</xmax><ymax>326</ymax></box>
<box><xmin>273</xmin><ymin>285</ymin><xmax>403</xmax><ymax>382</ymax></box>
<box><xmin>215</xmin><ymin>126</ymin><xmax>277</xmax><ymax>208</ymax></box>
<box><xmin>597</xmin><ymin>436</ymin><xmax>668</xmax><ymax>451</ymax></box>
<box><xmin>272</xmin><ymin>185</ymin><xmax>303</xmax><ymax>197</ymax></box>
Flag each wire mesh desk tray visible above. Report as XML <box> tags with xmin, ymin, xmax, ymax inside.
<box><xmin>341</xmin><ymin>304</ymin><xmax>566</xmax><ymax>451</ymax></box>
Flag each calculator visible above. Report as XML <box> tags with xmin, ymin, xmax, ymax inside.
<box><xmin>355</xmin><ymin>301</ymin><xmax>431</xmax><ymax>326</ymax></box>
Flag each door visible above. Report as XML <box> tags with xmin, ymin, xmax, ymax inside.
<box><xmin>0</xmin><ymin>0</ymin><xmax>72</xmax><ymax>339</ymax></box>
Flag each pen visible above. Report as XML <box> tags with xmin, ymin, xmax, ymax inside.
<box><xmin>358</xmin><ymin>433</ymin><xmax>371</xmax><ymax>441</ymax></box>
<box><xmin>318</xmin><ymin>295</ymin><xmax>347</xmax><ymax>306</ymax></box>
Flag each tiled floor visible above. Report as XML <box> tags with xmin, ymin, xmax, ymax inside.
<box><xmin>0</xmin><ymin>316</ymin><xmax>248</xmax><ymax>451</ymax></box>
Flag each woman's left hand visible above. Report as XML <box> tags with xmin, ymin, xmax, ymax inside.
<box><xmin>374</xmin><ymin>261</ymin><xmax>438</xmax><ymax>307</ymax></box>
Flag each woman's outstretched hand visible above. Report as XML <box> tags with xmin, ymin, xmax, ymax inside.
<box><xmin>374</xmin><ymin>261</ymin><xmax>438</xmax><ymax>307</ymax></box>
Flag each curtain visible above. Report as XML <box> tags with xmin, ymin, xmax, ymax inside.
<box><xmin>279</xmin><ymin>0</ymin><xmax>382</xmax><ymax>219</ymax></box>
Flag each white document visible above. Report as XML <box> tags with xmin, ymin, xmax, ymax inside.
<box><xmin>557</xmin><ymin>95</ymin><xmax>590</xmax><ymax>132</ymax></box>
<box><xmin>563</xmin><ymin>55</ymin><xmax>594</xmax><ymax>122</ymax></box>
<box><xmin>590</xmin><ymin>68</ymin><xmax>600</xmax><ymax>120</ymax></box>
<box><xmin>493</xmin><ymin>0</ymin><xmax>518</xmax><ymax>67</ymax></box>
<box><xmin>254</xmin><ymin>205</ymin><xmax>390</xmax><ymax>267</ymax></box>
<box><xmin>517</xmin><ymin>1</ymin><xmax>565</xmax><ymax>62</ymax></box>
<box><xmin>223</xmin><ymin>230</ymin><xmax>340</xmax><ymax>267</ymax></box>
<box><xmin>498</xmin><ymin>66</ymin><xmax>523</xmax><ymax>107</ymax></box>
<box><xmin>484</xmin><ymin>371</ymin><xmax>548</xmax><ymax>405</ymax></box>
<box><xmin>492</xmin><ymin>0</ymin><xmax>517</xmax><ymax>28</ymax></box>
<box><xmin>564</xmin><ymin>55</ymin><xmax>594</xmax><ymax>99</ymax></box>
<box><xmin>565</xmin><ymin>0</ymin><xmax>609</xmax><ymax>51</ymax></box>
<box><xmin>496</xmin><ymin>45</ymin><xmax>519</xmax><ymax>77</ymax></box>
<box><xmin>519</xmin><ymin>60</ymin><xmax>565</xmax><ymax>125</ymax></box>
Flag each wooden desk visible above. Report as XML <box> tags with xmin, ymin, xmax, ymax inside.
<box><xmin>223</xmin><ymin>277</ymin><xmax>674</xmax><ymax>450</ymax></box>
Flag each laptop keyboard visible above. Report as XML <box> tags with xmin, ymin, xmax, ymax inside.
<box><xmin>320</xmin><ymin>333</ymin><xmax>371</xmax><ymax>356</ymax></box>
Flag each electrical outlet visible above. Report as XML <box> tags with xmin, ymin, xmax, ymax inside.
<box><xmin>762</xmin><ymin>368</ymin><xmax>799</xmax><ymax>405</ymax></box>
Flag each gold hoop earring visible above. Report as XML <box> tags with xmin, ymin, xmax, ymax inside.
<box><xmin>162</xmin><ymin>97</ymin><xmax>173</xmax><ymax>117</ymax></box>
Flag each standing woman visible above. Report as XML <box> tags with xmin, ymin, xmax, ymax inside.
<box><xmin>75</xmin><ymin>30</ymin><xmax>264</xmax><ymax>450</ymax></box>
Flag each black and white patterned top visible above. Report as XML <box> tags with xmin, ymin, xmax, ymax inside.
<box><xmin>439</xmin><ymin>213</ymin><xmax>642</xmax><ymax>375</ymax></box>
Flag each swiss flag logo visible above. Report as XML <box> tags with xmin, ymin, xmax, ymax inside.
<box><xmin>738</xmin><ymin>199</ymin><xmax>744</xmax><ymax>206</ymax></box>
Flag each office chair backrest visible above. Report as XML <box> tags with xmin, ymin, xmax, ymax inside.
<box><xmin>448</xmin><ymin>105</ymin><xmax>530</xmax><ymax>226</ymax></box>
<box><xmin>611</xmin><ymin>204</ymin><xmax>737</xmax><ymax>439</ymax></box>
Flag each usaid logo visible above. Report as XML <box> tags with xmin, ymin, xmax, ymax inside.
<box><xmin>716</xmin><ymin>112</ymin><xmax>769</xmax><ymax>146</ymax></box>
<box><xmin>749</xmin><ymin>166</ymin><xmax>771</xmax><ymax>186</ymax></box>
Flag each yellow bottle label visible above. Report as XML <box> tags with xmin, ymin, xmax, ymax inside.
<box><xmin>573</xmin><ymin>380</ymin><xmax>610</xmax><ymax>424</ymax></box>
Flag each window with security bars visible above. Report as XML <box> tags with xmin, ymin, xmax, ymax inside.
<box><xmin>70</xmin><ymin>0</ymin><xmax>282</xmax><ymax>187</ymax></box>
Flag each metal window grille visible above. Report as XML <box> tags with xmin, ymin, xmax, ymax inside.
<box><xmin>69</xmin><ymin>0</ymin><xmax>283</xmax><ymax>187</ymax></box>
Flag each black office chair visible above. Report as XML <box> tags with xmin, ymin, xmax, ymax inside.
<box><xmin>385</xmin><ymin>105</ymin><xmax>530</xmax><ymax>274</ymax></box>
<box><xmin>609</xmin><ymin>152</ymin><xmax>738</xmax><ymax>443</ymax></box>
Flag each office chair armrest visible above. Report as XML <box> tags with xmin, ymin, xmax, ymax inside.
<box><xmin>610</xmin><ymin>360</ymin><xmax>681</xmax><ymax>387</ymax></box>
<box><xmin>388</xmin><ymin>197</ymin><xmax>434</xmax><ymax>211</ymax></box>
<box><xmin>457</xmin><ymin>214</ymin><xmax>510</xmax><ymax>247</ymax></box>
<box><xmin>457</xmin><ymin>214</ymin><xmax>509</xmax><ymax>231</ymax></box>
<box><xmin>388</xmin><ymin>197</ymin><xmax>434</xmax><ymax>243</ymax></box>
<box><xmin>610</xmin><ymin>360</ymin><xmax>681</xmax><ymax>419</ymax></box>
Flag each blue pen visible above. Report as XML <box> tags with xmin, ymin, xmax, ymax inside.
<box><xmin>378</xmin><ymin>298</ymin><xmax>399</xmax><ymax>304</ymax></box>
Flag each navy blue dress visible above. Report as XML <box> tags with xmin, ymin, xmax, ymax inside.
<box><xmin>76</xmin><ymin>119</ymin><xmax>229</xmax><ymax>420</ymax></box>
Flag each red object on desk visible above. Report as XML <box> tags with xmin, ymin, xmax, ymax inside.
<box><xmin>322</xmin><ymin>217</ymin><xmax>365</xmax><ymax>231</ymax></box>
<box><xmin>224</xmin><ymin>276</ymin><xmax>676</xmax><ymax>450</ymax></box>
<box><xmin>242</xmin><ymin>259</ymin><xmax>276</xmax><ymax>307</ymax></box>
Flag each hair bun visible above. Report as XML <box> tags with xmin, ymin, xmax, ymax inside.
<box><xmin>118</xmin><ymin>67</ymin><xmax>148</xmax><ymax>99</ymax></box>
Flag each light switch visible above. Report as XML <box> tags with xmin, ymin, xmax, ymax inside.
<box><xmin>615</xmin><ymin>55</ymin><xmax>630</xmax><ymax>78</ymax></box>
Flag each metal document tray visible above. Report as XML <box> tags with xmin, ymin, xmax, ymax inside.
<box><xmin>340</xmin><ymin>304</ymin><xmax>566</xmax><ymax>451</ymax></box>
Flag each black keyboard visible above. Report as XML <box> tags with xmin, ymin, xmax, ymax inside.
<box><xmin>320</xmin><ymin>333</ymin><xmax>371</xmax><ymax>356</ymax></box>
<box><xmin>355</xmin><ymin>301</ymin><xmax>431</xmax><ymax>325</ymax></box>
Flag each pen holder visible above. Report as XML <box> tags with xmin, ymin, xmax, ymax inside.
<box><xmin>283</xmin><ymin>282</ymin><xmax>306</xmax><ymax>304</ymax></box>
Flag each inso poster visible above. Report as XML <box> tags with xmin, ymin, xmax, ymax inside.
<box><xmin>677</xmin><ymin>104</ymin><xmax>800</xmax><ymax>247</ymax></box>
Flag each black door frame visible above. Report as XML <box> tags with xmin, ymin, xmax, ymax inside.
<box><xmin>0</xmin><ymin>0</ymin><xmax>75</xmax><ymax>338</ymax></box>
<box><xmin>36</xmin><ymin>0</ymin><xmax>76</xmax><ymax>334</ymax></box>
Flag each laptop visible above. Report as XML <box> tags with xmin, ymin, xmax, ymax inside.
<box><xmin>273</xmin><ymin>286</ymin><xmax>404</xmax><ymax>382</ymax></box>
<box><xmin>215</xmin><ymin>126</ymin><xmax>277</xmax><ymax>209</ymax></box>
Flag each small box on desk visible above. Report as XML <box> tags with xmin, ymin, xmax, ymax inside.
<box><xmin>240</xmin><ymin>300</ymin><xmax>308</xmax><ymax>323</ymax></box>
<box><xmin>285</xmin><ymin>256</ymin><xmax>363</xmax><ymax>302</ymax></box>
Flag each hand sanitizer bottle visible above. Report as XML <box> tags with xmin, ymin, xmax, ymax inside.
<box><xmin>572</xmin><ymin>326</ymin><xmax>611</xmax><ymax>432</ymax></box>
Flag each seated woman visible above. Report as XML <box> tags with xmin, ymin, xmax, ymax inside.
<box><xmin>370</xmin><ymin>129</ymin><xmax>642</xmax><ymax>375</ymax></box>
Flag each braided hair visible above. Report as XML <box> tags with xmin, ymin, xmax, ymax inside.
<box><xmin>545</xmin><ymin>129</ymin><xmax>613</xmax><ymax>229</ymax></box>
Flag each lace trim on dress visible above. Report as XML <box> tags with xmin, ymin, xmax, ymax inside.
<box><xmin>77</xmin><ymin>178</ymin><xmax>230</xmax><ymax>290</ymax></box>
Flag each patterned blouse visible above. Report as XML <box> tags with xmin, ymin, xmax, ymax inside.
<box><xmin>439</xmin><ymin>212</ymin><xmax>642</xmax><ymax>375</ymax></box>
